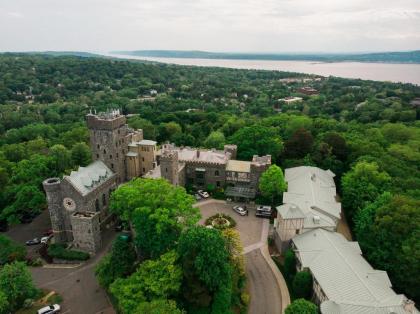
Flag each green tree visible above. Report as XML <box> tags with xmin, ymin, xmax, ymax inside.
<box><xmin>49</xmin><ymin>144</ymin><xmax>72</xmax><ymax>174</ymax></box>
<box><xmin>0</xmin><ymin>291</ymin><xmax>9</xmax><ymax>314</ymax></box>
<box><xmin>128</xmin><ymin>117</ymin><xmax>158</xmax><ymax>140</ymax></box>
<box><xmin>70</xmin><ymin>142</ymin><xmax>91</xmax><ymax>166</ymax></box>
<box><xmin>356</xmin><ymin>194</ymin><xmax>420</xmax><ymax>303</ymax></box>
<box><xmin>341</xmin><ymin>161</ymin><xmax>391</xmax><ymax>221</ymax></box>
<box><xmin>230</xmin><ymin>125</ymin><xmax>283</xmax><ymax>162</ymax></box>
<box><xmin>134</xmin><ymin>299</ymin><xmax>184</xmax><ymax>314</ymax></box>
<box><xmin>284</xmin><ymin>249</ymin><xmax>297</xmax><ymax>280</ymax></box>
<box><xmin>259</xmin><ymin>165</ymin><xmax>287</xmax><ymax>205</ymax></box>
<box><xmin>204</xmin><ymin>131</ymin><xmax>226</xmax><ymax>150</ymax></box>
<box><xmin>284</xmin><ymin>128</ymin><xmax>314</xmax><ymax>159</ymax></box>
<box><xmin>110</xmin><ymin>178</ymin><xmax>200</xmax><ymax>258</ymax></box>
<box><xmin>0</xmin><ymin>262</ymin><xmax>38</xmax><ymax>311</ymax></box>
<box><xmin>292</xmin><ymin>271</ymin><xmax>313</xmax><ymax>299</ymax></box>
<box><xmin>95</xmin><ymin>237</ymin><xmax>137</xmax><ymax>288</ymax></box>
<box><xmin>178</xmin><ymin>226</ymin><xmax>231</xmax><ymax>292</ymax></box>
<box><xmin>0</xmin><ymin>235</ymin><xmax>27</xmax><ymax>265</ymax></box>
<box><xmin>110</xmin><ymin>251</ymin><xmax>182</xmax><ymax>314</ymax></box>
<box><xmin>285</xmin><ymin>299</ymin><xmax>318</xmax><ymax>314</ymax></box>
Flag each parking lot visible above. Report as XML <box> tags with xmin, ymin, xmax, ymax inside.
<box><xmin>198</xmin><ymin>200</ymin><xmax>263</xmax><ymax>248</ymax></box>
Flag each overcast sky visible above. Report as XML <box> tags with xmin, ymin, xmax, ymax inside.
<box><xmin>1</xmin><ymin>0</ymin><xmax>419</xmax><ymax>53</ymax></box>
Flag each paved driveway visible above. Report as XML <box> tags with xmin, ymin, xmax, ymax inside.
<box><xmin>196</xmin><ymin>200</ymin><xmax>283</xmax><ymax>314</ymax></box>
<box><xmin>4</xmin><ymin>212</ymin><xmax>115</xmax><ymax>314</ymax></box>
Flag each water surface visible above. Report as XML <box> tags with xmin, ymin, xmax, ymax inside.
<box><xmin>107</xmin><ymin>54</ymin><xmax>420</xmax><ymax>85</ymax></box>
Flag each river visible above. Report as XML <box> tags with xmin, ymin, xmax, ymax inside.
<box><xmin>105</xmin><ymin>53</ymin><xmax>420</xmax><ymax>86</ymax></box>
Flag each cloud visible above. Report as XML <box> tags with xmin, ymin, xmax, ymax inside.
<box><xmin>0</xmin><ymin>0</ymin><xmax>419</xmax><ymax>52</ymax></box>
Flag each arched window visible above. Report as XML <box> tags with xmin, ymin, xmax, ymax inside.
<box><xmin>215</xmin><ymin>170</ymin><xmax>220</xmax><ymax>176</ymax></box>
<box><xmin>95</xmin><ymin>199</ymin><xmax>100</xmax><ymax>211</ymax></box>
<box><xmin>102</xmin><ymin>193</ymin><xmax>106</xmax><ymax>206</ymax></box>
<box><xmin>103</xmin><ymin>149</ymin><xmax>106</xmax><ymax>154</ymax></box>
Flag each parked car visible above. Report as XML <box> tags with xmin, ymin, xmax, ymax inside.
<box><xmin>255</xmin><ymin>205</ymin><xmax>272</xmax><ymax>218</ymax></box>
<box><xmin>26</xmin><ymin>238</ymin><xmax>41</xmax><ymax>246</ymax></box>
<box><xmin>197</xmin><ymin>190</ymin><xmax>210</xmax><ymax>198</ymax></box>
<box><xmin>194</xmin><ymin>194</ymin><xmax>202</xmax><ymax>201</ymax></box>
<box><xmin>41</xmin><ymin>234</ymin><xmax>53</xmax><ymax>244</ymax></box>
<box><xmin>233</xmin><ymin>205</ymin><xmax>248</xmax><ymax>216</ymax></box>
<box><xmin>114</xmin><ymin>224</ymin><xmax>123</xmax><ymax>232</ymax></box>
<box><xmin>37</xmin><ymin>304</ymin><xmax>61</xmax><ymax>314</ymax></box>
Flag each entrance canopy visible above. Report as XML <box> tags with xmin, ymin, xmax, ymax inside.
<box><xmin>225</xmin><ymin>186</ymin><xmax>256</xmax><ymax>199</ymax></box>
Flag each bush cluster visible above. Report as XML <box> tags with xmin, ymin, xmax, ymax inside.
<box><xmin>47</xmin><ymin>243</ymin><xmax>90</xmax><ymax>261</ymax></box>
<box><xmin>205</xmin><ymin>213</ymin><xmax>237</xmax><ymax>229</ymax></box>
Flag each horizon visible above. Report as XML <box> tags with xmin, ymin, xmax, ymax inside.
<box><xmin>1</xmin><ymin>0</ymin><xmax>419</xmax><ymax>52</ymax></box>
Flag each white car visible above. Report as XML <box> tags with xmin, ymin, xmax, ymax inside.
<box><xmin>37</xmin><ymin>304</ymin><xmax>61</xmax><ymax>314</ymax></box>
<box><xmin>197</xmin><ymin>190</ymin><xmax>210</xmax><ymax>198</ymax></box>
<box><xmin>233</xmin><ymin>205</ymin><xmax>248</xmax><ymax>216</ymax></box>
<box><xmin>41</xmin><ymin>234</ymin><xmax>53</xmax><ymax>244</ymax></box>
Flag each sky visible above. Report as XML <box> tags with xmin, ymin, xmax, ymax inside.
<box><xmin>0</xmin><ymin>0</ymin><xmax>420</xmax><ymax>53</ymax></box>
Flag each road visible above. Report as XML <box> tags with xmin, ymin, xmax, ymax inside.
<box><xmin>246</xmin><ymin>250</ymin><xmax>282</xmax><ymax>314</ymax></box>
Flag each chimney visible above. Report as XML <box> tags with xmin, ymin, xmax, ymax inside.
<box><xmin>403</xmin><ymin>299</ymin><xmax>415</xmax><ymax>313</ymax></box>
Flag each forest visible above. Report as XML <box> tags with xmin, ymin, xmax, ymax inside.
<box><xmin>0</xmin><ymin>53</ymin><xmax>419</xmax><ymax>307</ymax></box>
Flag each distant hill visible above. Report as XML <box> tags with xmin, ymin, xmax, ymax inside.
<box><xmin>0</xmin><ymin>51</ymin><xmax>104</xmax><ymax>58</ymax></box>
<box><xmin>114</xmin><ymin>50</ymin><xmax>420</xmax><ymax>64</ymax></box>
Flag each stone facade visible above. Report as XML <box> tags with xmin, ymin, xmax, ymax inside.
<box><xmin>44</xmin><ymin>110</ymin><xmax>270</xmax><ymax>254</ymax></box>
<box><xmin>44</xmin><ymin>110</ymin><xmax>156</xmax><ymax>254</ymax></box>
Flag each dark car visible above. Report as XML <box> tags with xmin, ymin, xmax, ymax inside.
<box><xmin>255</xmin><ymin>205</ymin><xmax>272</xmax><ymax>218</ymax></box>
<box><xmin>26</xmin><ymin>238</ymin><xmax>41</xmax><ymax>246</ymax></box>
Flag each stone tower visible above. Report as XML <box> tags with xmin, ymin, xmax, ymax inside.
<box><xmin>42</xmin><ymin>178</ymin><xmax>68</xmax><ymax>243</ymax></box>
<box><xmin>250</xmin><ymin>155</ymin><xmax>271</xmax><ymax>190</ymax></box>
<box><xmin>224</xmin><ymin>144</ymin><xmax>238</xmax><ymax>159</ymax></box>
<box><xmin>160</xmin><ymin>146</ymin><xmax>180</xmax><ymax>186</ymax></box>
<box><xmin>70</xmin><ymin>211</ymin><xmax>102</xmax><ymax>254</ymax></box>
<box><xmin>87</xmin><ymin>110</ymin><xmax>131</xmax><ymax>183</ymax></box>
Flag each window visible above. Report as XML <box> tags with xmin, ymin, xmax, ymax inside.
<box><xmin>109</xmin><ymin>155</ymin><xmax>112</xmax><ymax>159</ymax></box>
<box><xmin>102</xmin><ymin>193</ymin><xmax>106</xmax><ymax>206</ymax></box>
<box><xmin>95</xmin><ymin>199</ymin><xmax>100</xmax><ymax>211</ymax></box>
<box><xmin>296</xmin><ymin>229</ymin><xmax>300</xmax><ymax>235</ymax></box>
<box><xmin>116</xmin><ymin>153</ymin><xmax>119</xmax><ymax>158</ymax></box>
<box><xmin>165</xmin><ymin>168</ymin><xmax>168</xmax><ymax>173</ymax></box>
<box><xmin>142</xmin><ymin>157</ymin><xmax>145</xmax><ymax>162</ymax></box>
<box><xmin>111</xmin><ymin>163</ymin><xmax>114</xmax><ymax>169</ymax></box>
<box><xmin>103</xmin><ymin>149</ymin><xmax>106</xmax><ymax>154</ymax></box>
<box><xmin>96</xmin><ymin>154</ymin><xmax>99</xmax><ymax>158</ymax></box>
<box><xmin>215</xmin><ymin>170</ymin><xmax>220</xmax><ymax>176</ymax></box>
<box><xmin>97</xmin><ymin>144</ymin><xmax>100</xmax><ymax>149</ymax></box>
<box><xmin>143</xmin><ymin>168</ymin><xmax>145</xmax><ymax>172</ymax></box>
<box><xmin>216</xmin><ymin>181</ymin><xmax>220</xmax><ymax>187</ymax></box>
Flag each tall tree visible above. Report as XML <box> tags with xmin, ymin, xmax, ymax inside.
<box><xmin>70</xmin><ymin>142</ymin><xmax>91</xmax><ymax>166</ymax></box>
<box><xmin>259</xmin><ymin>165</ymin><xmax>287</xmax><ymax>205</ymax></box>
<box><xmin>0</xmin><ymin>235</ymin><xmax>26</xmax><ymax>265</ymax></box>
<box><xmin>230</xmin><ymin>125</ymin><xmax>283</xmax><ymax>162</ymax></box>
<box><xmin>0</xmin><ymin>262</ymin><xmax>38</xmax><ymax>312</ymax></box>
<box><xmin>284</xmin><ymin>128</ymin><xmax>314</xmax><ymax>159</ymax></box>
<box><xmin>204</xmin><ymin>131</ymin><xmax>226</xmax><ymax>150</ymax></box>
<box><xmin>341</xmin><ymin>161</ymin><xmax>391</xmax><ymax>221</ymax></box>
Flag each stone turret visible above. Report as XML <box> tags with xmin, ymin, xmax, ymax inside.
<box><xmin>70</xmin><ymin>211</ymin><xmax>101</xmax><ymax>254</ymax></box>
<box><xmin>87</xmin><ymin>110</ymin><xmax>137</xmax><ymax>183</ymax></box>
<box><xmin>160</xmin><ymin>148</ymin><xmax>180</xmax><ymax>186</ymax></box>
<box><xmin>43</xmin><ymin>178</ymin><xmax>67</xmax><ymax>243</ymax></box>
<box><xmin>250</xmin><ymin>155</ymin><xmax>271</xmax><ymax>190</ymax></box>
<box><xmin>224</xmin><ymin>144</ymin><xmax>237</xmax><ymax>159</ymax></box>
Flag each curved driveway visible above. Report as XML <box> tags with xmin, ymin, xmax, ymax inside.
<box><xmin>197</xmin><ymin>200</ymin><xmax>284</xmax><ymax>314</ymax></box>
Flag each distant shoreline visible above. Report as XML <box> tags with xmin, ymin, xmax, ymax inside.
<box><xmin>113</xmin><ymin>50</ymin><xmax>420</xmax><ymax>65</ymax></box>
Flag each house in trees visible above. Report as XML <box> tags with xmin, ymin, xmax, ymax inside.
<box><xmin>292</xmin><ymin>228</ymin><xmax>418</xmax><ymax>314</ymax></box>
<box><xmin>273</xmin><ymin>166</ymin><xmax>341</xmax><ymax>252</ymax></box>
<box><xmin>274</xmin><ymin>166</ymin><xmax>418</xmax><ymax>313</ymax></box>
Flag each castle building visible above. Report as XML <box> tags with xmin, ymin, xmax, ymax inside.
<box><xmin>44</xmin><ymin>110</ymin><xmax>271</xmax><ymax>254</ymax></box>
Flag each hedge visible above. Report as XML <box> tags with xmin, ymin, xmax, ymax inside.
<box><xmin>47</xmin><ymin>243</ymin><xmax>90</xmax><ymax>261</ymax></box>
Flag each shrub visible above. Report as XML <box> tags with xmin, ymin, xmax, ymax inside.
<box><xmin>284</xmin><ymin>249</ymin><xmax>297</xmax><ymax>280</ymax></box>
<box><xmin>47</xmin><ymin>243</ymin><xmax>90</xmax><ymax>261</ymax></box>
<box><xmin>0</xmin><ymin>235</ymin><xmax>27</xmax><ymax>265</ymax></box>
<box><xmin>205</xmin><ymin>213</ymin><xmax>236</xmax><ymax>229</ymax></box>
<box><xmin>293</xmin><ymin>271</ymin><xmax>313</xmax><ymax>300</ymax></box>
<box><xmin>285</xmin><ymin>298</ymin><xmax>318</xmax><ymax>314</ymax></box>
